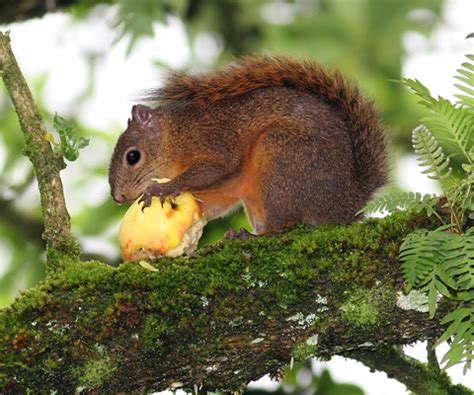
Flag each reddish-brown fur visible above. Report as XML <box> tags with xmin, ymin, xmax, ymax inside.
<box><xmin>109</xmin><ymin>56</ymin><xmax>389</xmax><ymax>234</ymax></box>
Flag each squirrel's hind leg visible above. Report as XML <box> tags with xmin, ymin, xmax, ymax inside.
<box><xmin>244</xmin><ymin>126</ymin><xmax>357</xmax><ymax>234</ymax></box>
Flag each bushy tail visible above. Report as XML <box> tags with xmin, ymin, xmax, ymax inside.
<box><xmin>148</xmin><ymin>56</ymin><xmax>389</xmax><ymax>194</ymax></box>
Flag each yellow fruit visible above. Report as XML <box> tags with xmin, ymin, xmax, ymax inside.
<box><xmin>119</xmin><ymin>183</ymin><xmax>205</xmax><ymax>261</ymax></box>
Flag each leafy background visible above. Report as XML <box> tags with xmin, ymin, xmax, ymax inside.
<box><xmin>0</xmin><ymin>0</ymin><xmax>473</xmax><ymax>393</ymax></box>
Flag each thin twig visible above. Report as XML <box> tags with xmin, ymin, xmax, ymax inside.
<box><xmin>0</xmin><ymin>31</ymin><xmax>80</xmax><ymax>268</ymax></box>
<box><xmin>427</xmin><ymin>338</ymin><xmax>440</xmax><ymax>372</ymax></box>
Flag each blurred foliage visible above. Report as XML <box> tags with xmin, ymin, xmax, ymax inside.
<box><xmin>81</xmin><ymin>0</ymin><xmax>444</xmax><ymax>146</ymax></box>
<box><xmin>0</xmin><ymin>1</ymin><xmax>455</xmax><ymax>392</ymax></box>
<box><xmin>258</xmin><ymin>0</ymin><xmax>443</xmax><ymax>147</ymax></box>
<box><xmin>244</xmin><ymin>361</ymin><xmax>364</xmax><ymax>394</ymax></box>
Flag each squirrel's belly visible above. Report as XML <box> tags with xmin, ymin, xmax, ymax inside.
<box><xmin>194</xmin><ymin>181</ymin><xmax>242</xmax><ymax>220</ymax></box>
<box><xmin>193</xmin><ymin>165</ymin><xmax>258</xmax><ymax>220</ymax></box>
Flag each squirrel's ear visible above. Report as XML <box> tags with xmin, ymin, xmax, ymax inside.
<box><xmin>132</xmin><ymin>104</ymin><xmax>154</xmax><ymax>128</ymax></box>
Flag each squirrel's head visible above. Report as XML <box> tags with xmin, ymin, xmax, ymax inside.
<box><xmin>109</xmin><ymin>104</ymin><xmax>170</xmax><ymax>203</ymax></box>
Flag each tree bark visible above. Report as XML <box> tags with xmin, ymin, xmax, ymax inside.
<box><xmin>0</xmin><ymin>31</ymin><xmax>80</xmax><ymax>267</ymax></box>
<box><xmin>345</xmin><ymin>348</ymin><xmax>470</xmax><ymax>395</ymax></box>
<box><xmin>0</xmin><ymin>212</ymin><xmax>471</xmax><ymax>394</ymax></box>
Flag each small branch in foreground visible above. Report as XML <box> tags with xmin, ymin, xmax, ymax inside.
<box><xmin>344</xmin><ymin>347</ymin><xmax>470</xmax><ymax>395</ymax></box>
<box><xmin>427</xmin><ymin>338</ymin><xmax>441</xmax><ymax>372</ymax></box>
<box><xmin>0</xmin><ymin>31</ymin><xmax>80</xmax><ymax>267</ymax></box>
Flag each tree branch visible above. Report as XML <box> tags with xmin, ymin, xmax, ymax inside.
<box><xmin>0</xmin><ymin>0</ymin><xmax>98</xmax><ymax>24</ymax></box>
<box><xmin>0</xmin><ymin>197</ymin><xmax>45</xmax><ymax>248</ymax></box>
<box><xmin>0</xmin><ymin>212</ymin><xmax>470</xmax><ymax>393</ymax></box>
<box><xmin>0</xmin><ymin>31</ymin><xmax>79</xmax><ymax>267</ymax></box>
<box><xmin>344</xmin><ymin>347</ymin><xmax>470</xmax><ymax>395</ymax></box>
<box><xmin>0</xmin><ymin>197</ymin><xmax>114</xmax><ymax>264</ymax></box>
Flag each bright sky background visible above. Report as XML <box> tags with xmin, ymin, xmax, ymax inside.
<box><xmin>1</xmin><ymin>0</ymin><xmax>473</xmax><ymax>393</ymax></box>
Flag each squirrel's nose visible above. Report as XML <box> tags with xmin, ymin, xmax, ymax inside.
<box><xmin>112</xmin><ymin>192</ymin><xmax>127</xmax><ymax>204</ymax></box>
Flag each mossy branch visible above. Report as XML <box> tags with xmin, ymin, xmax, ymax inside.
<box><xmin>0</xmin><ymin>212</ymin><xmax>471</xmax><ymax>394</ymax></box>
<box><xmin>344</xmin><ymin>347</ymin><xmax>470</xmax><ymax>395</ymax></box>
<box><xmin>0</xmin><ymin>31</ymin><xmax>80</xmax><ymax>267</ymax></box>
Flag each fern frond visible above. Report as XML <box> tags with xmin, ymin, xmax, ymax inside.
<box><xmin>454</xmin><ymin>54</ymin><xmax>474</xmax><ymax>108</ymax></box>
<box><xmin>402</xmin><ymin>78</ymin><xmax>437</xmax><ymax>108</ymax></box>
<box><xmin>400</xmin><ymin>229</ymin><xmax>445</xmax><ymax>292</ymax></box>
<box><xmin>357</xmin><ymin>192</ymin><xmax>439</xmax><ymax>216</ymax></box>
<box><xmin>404</xmin><ymin>75</ymin><xmax>474</xmax><ymax>165</ymax></box>
<box><xmin>420</xmin><ymin>100</ymin><xmax>474</xmax><ymax>164</ymax></box>
<box><xmin>443</xmin><ymin>228</ymin><xmax>474</xmax><ymax>292</ymax></box>
<box><xmin>412</xmin><ymin>125</ymin><xmax>452</xmax><ymax>182</ymax></box>
<box><xmin>436</xmin><ymin>306</ymin><xmax>474</xmax><ymax>373</ymax></box>
<box><xmin>401</xmin><ymin>48</ymin><xmax>474</xmax><ymax>374</ymax></box>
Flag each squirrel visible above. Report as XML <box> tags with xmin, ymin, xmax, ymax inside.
<box><xmin>109</xmin><ymin>56</ymin><xmax>388</xmax><ymax>234</ymax></box>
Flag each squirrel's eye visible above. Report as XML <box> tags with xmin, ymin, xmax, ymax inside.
<box><xmin>126</xmin><ymin>150</ymin><xmax>141</xmax><ymax>166</ymax></box>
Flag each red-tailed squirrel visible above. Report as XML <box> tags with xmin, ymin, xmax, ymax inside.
<box><xmin>109</xmin><ymin>56</ymin><xmax>388</xmax><ymax>234</ymax></box>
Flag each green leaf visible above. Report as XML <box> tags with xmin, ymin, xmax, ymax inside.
<box><xmin>401</xmin><ymin>48</ymin><xmax>474</xmax><ymax>375</ymax></box>
<box><xmin>53</xmin><ymin>113</ymin><xmax>89</xmax><ymax>162</ymax></box>
<box><xmin>420</xmin><ymin>101</ymin><xmax>474</xmax><ymax>165</ymax></box>
<box><xmin>454</xmin><ymin>53</ymin><xmax>474</xmax><ymax>109</ymax></box>
<box><xmin>357</xmin><ymin>191</ymin><xmax>439</xmax><ymax>216</ymax></box>
<box><xmin>412</xmin><ymin>125</ymin><xmax>452</xmax><ymax>183</ymax></box>
<box><xmin>428</xmin><ymin>283</ymin><xmax>438</xmax><ymax>319</ymax></box>
<box><xmin>458</xmin><ymin>291</ymin><xmax>474</xmax><ymax>301</ymax></box>
<box><xmin>401</xmin><ymin>78</ymin><xmax>437</xmax><ymax>108</ymax></box>
<box><xmin>404</xmin><ymin>69</ymin><xmax>474</xmax><ymax>165</ymax></box>
<box><xmin>443</xmin><ymin>228</ymin><xmax>474</xmax><ymax>293</ymax></box>
<box><xmin>400</xmin><ymin>229</ymin><xmax>444</xmax><ymax>291</ymax></box>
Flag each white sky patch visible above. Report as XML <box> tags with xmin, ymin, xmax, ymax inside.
<box><xmin>402</xmin><ymin>0</ymin><xmax>474</xmax><ymax>101</ymax></box>
<box><xmin>193</xmin><ymin>32</ymin><xmax>224</xmax><ymax>67</ymax></box>
<box><xmin>260</xmin><ymin>1</ymin><xmax>296</xmax><ymax>25</ymax></box>
<box><xmin>397</xmin><ymin>155</ymin><xmax>442</xmax><ymax>195</ymax></box>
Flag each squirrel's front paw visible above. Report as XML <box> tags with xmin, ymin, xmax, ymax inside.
<box><xmin>138</xmin><ymin>183</ymin><xmax>181</xmax><ymax>210</ymax></box>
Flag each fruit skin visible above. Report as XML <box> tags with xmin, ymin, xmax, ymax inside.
<box><xmin>119</xmin><ymin>191</ymin><xmax>205</xmax><ymax>261</ymax></box>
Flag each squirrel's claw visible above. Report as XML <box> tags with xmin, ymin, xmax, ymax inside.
<box><xmin>224</xmin><ymin>227</ymin><xmax>255</xmax><ymax>240</ymax></box>
<box><xmin>139</xmin><ymin>183</ymin><xmax>182</xmax><ymax>211</ymax></box>
<box><xmin>159</xmin><ymin>194</ymin><xmax>166</xmax><ymax>207</ymax></box>
<box><xmin>139</xmin><ymin>192</ymin><xmax>152</xmax><ymax>211</ymax></box>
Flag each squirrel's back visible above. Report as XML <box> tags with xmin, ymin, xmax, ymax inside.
<box><xmin>147</xmin><ymin>56</ymin><xmax>388</xmax><ymax>199</ymax></box>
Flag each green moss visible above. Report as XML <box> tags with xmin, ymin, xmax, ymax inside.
<box><xmin>74</xmin><ymin>354</ymin><xmax>117</xmax><ymax>389</ymax></box>
<box><xmin>143</xmin><ymin>315</ymin><xmax>169</xmax><ymax>350</ymax></box>
<box><xmin>292</xmin><ymin>342</ymin><xmax>318</xmax><ymax>361</ymax></box>
<box><xmin>44</xmin><ymin>357</ymin><xmax>60</xmax><ymax>371</ymax></box>
<box><xmin>349</xmin><ymin>347</ymin><xmax>473</xmax><ymax>395</ymax></box>
<box><xmin>340</xmin><ymin>286</ymin><xmax>394</xmax><ymax>328</ymax></box>
<box><xmin>58</xmin><ymin>260</ymin><xmax>116</xmax><ymax>291</ymax></box>
<box><xmin>44</xmin><ymin>235</ymin><xmax>82</xmax><ymax>273</ymax></box>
